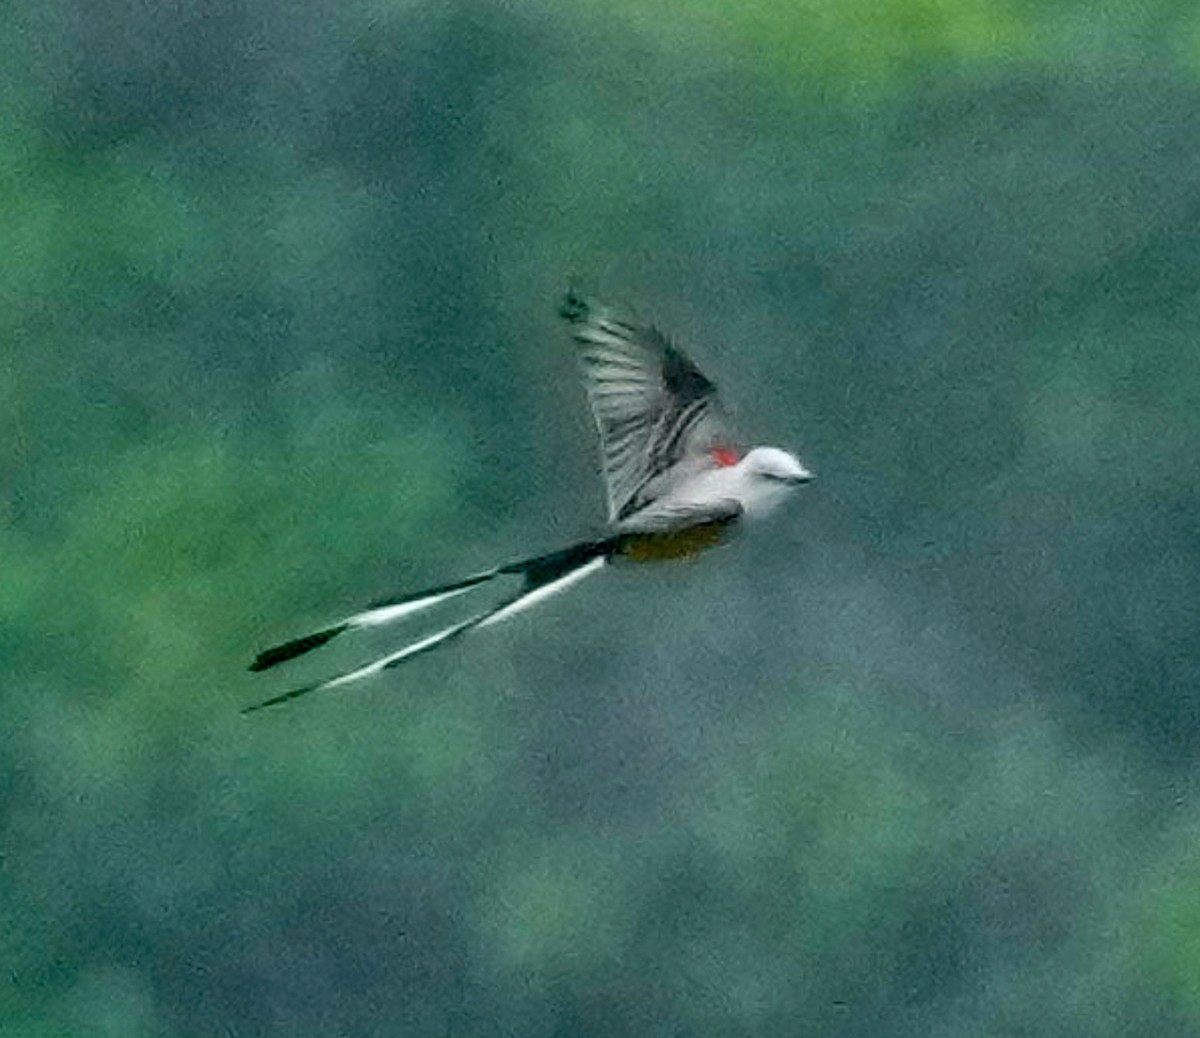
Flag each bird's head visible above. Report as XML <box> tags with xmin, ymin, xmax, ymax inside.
<box><xmin>737</xmin><ymin>446</ymin><xmax>814</xmax><ymax>516</ymax></box>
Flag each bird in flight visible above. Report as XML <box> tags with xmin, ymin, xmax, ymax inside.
<box><xmin>244</xmin><ymin>292</ymin><xmax>814</xmax><ymax>712</ymax></box>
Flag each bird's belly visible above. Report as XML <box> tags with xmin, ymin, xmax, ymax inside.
<box><xmin>618</xmin><ymin>522</ymin><xmax>731</xmax><ymax>562</ymax></box>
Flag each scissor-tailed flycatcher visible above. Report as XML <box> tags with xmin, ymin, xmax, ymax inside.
<box><xmin>244</xmin><ymin>292</ymin><xmax>813</xmax><ymax>712</ymax></box>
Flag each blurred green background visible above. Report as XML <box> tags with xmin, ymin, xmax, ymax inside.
<box><xmin>6</xmin><ymin>0</ymin><xmax>1200</xmax><ymax>1034</ymax></box>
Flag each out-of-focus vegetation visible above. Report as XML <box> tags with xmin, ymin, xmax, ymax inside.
<box><xmin>5</xmin><ymin>0</ymin><xmax>1200</xmax><ymax>1034</ymax></box>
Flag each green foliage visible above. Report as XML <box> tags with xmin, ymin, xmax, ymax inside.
<box><xmin>603</xmin><ymin>0</ymin><xmax>1024</xmax><ymax>95</ymax></box>
<box><xmin>5</xmin><ymin>0</ymin><xmax>1200</xmax><ymax>1035</ymax></box>
<box><xmin>1131</xmin><ymin>832</ymin><xmax>1200</xmax><ymax>1024</ymax></box>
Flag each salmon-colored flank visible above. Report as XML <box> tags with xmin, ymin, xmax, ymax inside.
<box><xmin>709</xmin><ymin>446</ymin><xmax>740</xmax><ymax>467</ymax></box>
<box><xmin>620</xmin><ymin>518</ymin><xmax>735</xmax><ymax>562</ymax></box>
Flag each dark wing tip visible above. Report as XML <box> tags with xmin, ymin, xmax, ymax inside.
<box><xmin>661</xmin><ymin>341</ymin><xmax>717</xmax><ymax>399</ymax></box>
<box><xmin>248</xmin><ymin>623</ymin><xmax>349</xmax><ymax>672</ymax></box>
<box><xmin>559</xmin><ymin>290</ymin><xmax>591</xmax><ymax>324</ymax></box>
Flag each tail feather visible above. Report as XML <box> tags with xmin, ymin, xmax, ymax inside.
<box><xmin>243</xmin><ymin>539</ymin><xmax>615</xmax><ymax>712</ymax></box>
<box><xmin>360</xmin><ymin>569</ymin><xmax>497</xmax><ymax>620</ymax></box>
<box><xmin>248</xmin><ymin>623</ymin><xmax>349</xmax><ymax>672</ymax></box>
<box><xmin>480</xmin><ymin>555</ymin><xmax>607</xmax><ymax>628</ymax></box>
<box><xmin>497</xmin><ymin>539</ymin><xmax>613</xmax><ymax>586</ymax></box>
<box><xmin>242</xmin><ymin>612</ymin><xmax>488</xmax><ymax>714</ymax></box>
<box><xmin>248</xmin><ymin>570</ymin><xmax>498</xmax><ymax>673</ymax></box>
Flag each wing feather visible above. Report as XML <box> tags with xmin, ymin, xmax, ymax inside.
<box><xmin>561</xmin><ymin>293</ymin><xmax>733</xmax><ymax>522</ymax></box>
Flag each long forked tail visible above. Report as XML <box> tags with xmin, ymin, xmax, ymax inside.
<box><xmin>242</xmin><ymin>539</ymin><xmax>616</xmax><ymax>713</ymax></box>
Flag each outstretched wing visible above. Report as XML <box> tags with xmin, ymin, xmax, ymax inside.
<box><xmin>561</xmin><ymin>292</ymin><xmax>735</xmax><ymax>522</ymax></box>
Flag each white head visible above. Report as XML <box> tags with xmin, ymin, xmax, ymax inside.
<box><xmin>735</xmin><ymin>446</ymin><xmax>814</xmax><ymax>517</ymax></box>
